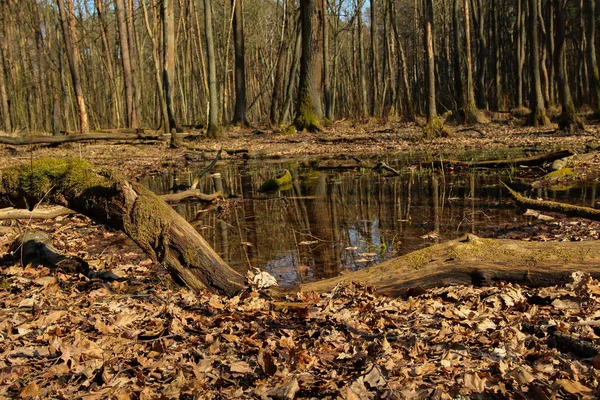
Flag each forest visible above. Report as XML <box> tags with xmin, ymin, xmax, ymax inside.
<box><xmin>0</xmin><ymin>0</ymin><xmax>598</xmax><ymax>134</ymax></box>
<box><xmin>2</xmin><ymin>0</ymin><xmax>600</xmax><ymax>398</ymax></box>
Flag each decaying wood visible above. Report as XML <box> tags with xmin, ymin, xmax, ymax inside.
<box><xmin>0</xmin><ymin>159</ymin><xmax>245</xmax><ymax>295</ymax></box>
<box><xmin>522</xmin><ymin>322</ymin><xmax>600</xmax><ymax>358</ymax></box>
<box><xmin>10</xmin><ymin>230</ymin><xmax>120</xmax><ymax>280</ymax></box>
<box><xmin>190</xmin><ymin>147</ymin><xmax>222</xmax><ymax>189</ymax></box>
<box><xmin>436</xmin><ymin>149</ymin><xmax>574</xmax><ymax>168</ymax></box>
<box><xmin>297</xmin><ymin>234</ymin><xmax>600</xmax><ymax>297</ymax></box>
<box><xmin>503</xmin><ymin>182</ymin><xmax>600</xmax><ymax>221</ymax></box>
<box><xmin>160</xmin><ymin>190</ymin><xmax>223</xmax><ymax>203</ymax></box>
<box><xmin>0</xmin><ymin>131</ymin><xmax>173</xmax><ymax>145</ymax></box>
<box><xmin>0</xmin><ymin>190</ymin><xmax>221</xmax><ymax>220</ymax></box>
<box><xmin>374</xmin><ymin>161</ymin><xmax>401</xmax><ymax>176</ymax></box>
<box><xmin>0</xmin><ymin>206</ymin><xmax>75</xmax><ymax>220</ymax></box>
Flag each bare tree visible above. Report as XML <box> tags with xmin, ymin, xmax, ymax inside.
<box><xmin>57</xmin><ymin>0</ymin><xmax>89</xmax><ymax>133</ymax></box>
<box><xmin>204</xmin><ymin>0</ymin><xmax>222</xmax><ymax>138</ymax></box>
<box><xmin>115</xmin><ymin>0</ymin><xmax>139</xmax><ymax>129</ymax></box>
<box><xmin>294</xmin><ymin>0</ymin><xmax>324</xmax><ymax>131</ymax></box>
<box><xmin>585</xmin><ymin>0</ymin><xmax>600</xmax><ymax>115</ymax></box>
<box><xmin>232</xmin><ymin>0</ymin><xmax>248</xmax><ymax>125</ymax></box>
<box><xmin>527</xmin><ymin>0</ymin><xmax>550</xmax><ymax>126</ymax></box>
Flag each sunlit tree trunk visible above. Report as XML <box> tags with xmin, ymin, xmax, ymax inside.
<box><xmin>452</xmin><ymin>0</ymin><xmax>464</xmax><ymax>119</ymax></box>
<box><xmin>115</xmin><ymin>0</ymin><xmax>139</xmax><ymax>129</ymax></box>
<box><xmin>204</xmin><ymin>0</ymin><xmax>222</xmax><ymax>138</ymax></box>
<box><xmin>294</xmin><ymin>0</ymin><xmax>324</xmax><ymax>131</ymax></box>
<box><xmin>163</xmin><ymin>0</ymin><xmax>179</xmax><ymax>138</ymax></box>
<box><xmin>57</xmin><ymin>0</ymin><xmax>89</xmax><ymax>133</ymax></box>
<box><xmin>424</xmin><ymin>0</ymin><xmax>437</xmax><ymax>122</ymax></box>
<box><xmin>31</xmin><ymin>0</ymin><xmax>48</xmax><ymax>131</ymax></box>
<box><xmin>95</xmin><ymin>0</ymin><xmax>121</xmax><ymax>127</ymax></box>
<box><xmin>0</xmin><ymin>45</ymin><xmax>10</xmax><ymax>133</ymax></box>
<box><xmin>516</xmin><ymin>0</ymin><xmax>525</xmax><ymax>107</ymax></box>
<box><xmin>323</xmin><ymin>0</ymin><xmax>332</xmax><ymax>122</ymax></box>
<box><xmin>232</xmin><ymin>0</ymin><xmax>248</xmax><ymax>125</ymax></box>
<box><xmin>357</xmin><ymin>5</ymin><xmax>368</xmax><ymax>118</ymax></box>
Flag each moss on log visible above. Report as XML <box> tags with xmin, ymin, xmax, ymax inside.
<box><xmin>0</xmin><ymin>158</ymin><xmax>246</xmax><ymax>295</ymax></box>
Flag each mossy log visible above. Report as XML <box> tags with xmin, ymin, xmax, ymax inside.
<box><xmin>435</xmin><ymin>149</ymin><xmax>574</xmax><ymax>169</ymax></box>
<box><xmin>0</xmin><ymin>158</ymin><xmax>246</xmax><ymax>295</ymax></box>
<box><xmin>502</xmin><ymin>182</ymin><xmax>600</xmax><ymax>220</ymax></box>
<box><xmin>297</xmin><ymin>234</ymin><xmax>600</xmax><ymax>297</ymax></box>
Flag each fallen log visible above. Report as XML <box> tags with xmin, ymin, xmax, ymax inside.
<box><xmin>502</xmin><ymin>182</ymin><xmax>600</xmax><ymax>221</ymax></box>
<box><xmin>297</xmin><ymin>234</ymin><xmax>600</xmax><ymax>297</ymax></box>
<box><xmin>0</xmin><ymin>190</ymin><xmax>222</xmax><ymax>220</ymax></box>
<box><xmin>0</xmin><ymin>131</ymin><xmax>172</xmax><ymax>145</ymax></box>
<box><xmin>0</xmin><ymin>206</ymin><xmax>75</xmax><ymax>220</ymax></box>
<box><xmin>0</xmin><ymin>158</ymin><xmax>246</xmax><ymax>295</ymax></box>
<box><xmin>435</xmin><ymin>149</ymin><xmax>574</xmax><ymax>169</ymax></box>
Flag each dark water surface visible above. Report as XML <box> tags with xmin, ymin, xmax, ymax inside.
<box><xmin>140</xmin><ymin>160</ymin><xmax>598</xmax><ymax>285</ymax></box>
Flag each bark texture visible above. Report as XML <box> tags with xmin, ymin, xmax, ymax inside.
<box><xmin>0</xmin><ymin>159</ymin><xmax>245</xmax><ymax>295</ymax></box>
<box><xmin>294</xmin><ymin>0</ymin><xmax>324</xmax><ymax>132</ymax></box>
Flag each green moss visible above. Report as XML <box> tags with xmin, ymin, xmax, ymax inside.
<box><xmin>294</xmin><ymin>91</ymin><xmax>322</xmax><ymax>132</ymax></box>
<box><xmin>544</xmin><ymin>168</ymin><xmax>575</xmax><ymax>179</ymax></box>
<box><xmin>258</xmin><ymin>169</ymin><xmax>292</xmax><ymax>193</ymax></box>
<box><xmin>423</xmin><ymin>116</ymin><xmax>452</xmax><ymax>139</ymax></box>
<box><xmin>283</xmin><ymin>125</ymin><xmax>297</xmax><ymax>135</ymax></box>
<box><xmin>1</xmin><ymin>158</ymin><xmax>106</xmax><ymax>208</ymax></box>
<box><xmin>206</xmin><ymin>122</ymin><xmax>223</xmax><ymax>139</ymax></box>
<box><xmin>123</xmin><ymin>191</ymin><xmax>172</xmax><ymax>260</ymax></box>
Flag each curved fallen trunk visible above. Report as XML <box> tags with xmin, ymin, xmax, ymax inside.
<box><xmin>0</xmin><ymin>158</ymin><xmax>245</xmax><ymax>295</ymax></box>
<box><xmin>298</xmin><ymin>234</ymin><xmax>600</xmax><ymax>297</ymax></box>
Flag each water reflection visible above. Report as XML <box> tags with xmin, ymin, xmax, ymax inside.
<box><xmin>140</xmin><ymin>162</ymin><xmax>597</xmax><ymax>285</ymax></box>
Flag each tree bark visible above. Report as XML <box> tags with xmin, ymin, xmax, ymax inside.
<box><xmin>516</xmin><ymin>0</ymin><xmax>525</xmax><ymax>107</ymax></box>
<box><xmin>115</xmin><ymin>0</ymin><xmax>139</xmax><ymax>129</ymax></box>
<box><xmin>527</xmin><ymin>0</ymin><xmax>551</xmax><ymax>126</ymax></box>
<box><xmin>323</xmin><ymin>0</ymin><xmax>332</xmax><ymax>122</ymax></box>
<box><xmin>57</xmin><ymin>0</ymin><xmax>89</xmax><ymax>133</ymax></box>
<box><xmin>232</xmin><ymin>0</ymin><xmax>248</xmax><ymax>125</ymax></box>
<box><xmin>585</xmin><ymin>0</ymin><xmax>600</xmax><ymax>114</ymax></box>
<box><xmin>294</xmin><ymin>0</ymin><xmax>324</xmax><ymax>131</ymax></box>
<box><xmin>163</xmin><ymin>0</ymin><xmax>180</xmax><ymax>146</ymax></box>
<box><xmin>554</xmin><ymin>0</ymin><xmax>584</xmax><ymax>132</ymax></box>
<box><xmin>204</xmin><ymin>0</ymin><xmax>222</xmax><ymax>138</ymax></box>
<box><xmin>0</xmin><ymin>45</ymin><xmax>10</xmax><ymax>133</ymax></box>
<box><xmin>424</xmin><ymin>0</ymin><xmax>437</xmax><ymax>122</ymax></box>
<box><xmin>0</xmin><ymin>159</ymin><xmax>246</xmax><ymax>296</ymax></box>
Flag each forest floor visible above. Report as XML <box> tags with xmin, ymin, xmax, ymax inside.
<box><xmin>1</xmin><ymin>120</ymin><xmax>600</xmax><ymax>398</ymax></box>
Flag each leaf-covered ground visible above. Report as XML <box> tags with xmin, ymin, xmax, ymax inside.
<box><xmin>1</xmin><ymin>222</ymin><xmax>600</xmax><ymax>399</ymax></box>
<box><xmin>2</xmin><ymin>122</ymin><xmax>600</xmax><ymax>398</ymax></box>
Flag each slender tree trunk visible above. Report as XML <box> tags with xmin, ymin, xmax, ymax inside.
<box><xmin>323</xmin><ymin>0</ymin><xmax>333</xmax><ymax>122</ymax></box>
<box><xmin>294</xmin><ymin>0</ymin><xmax>324</xmax><ymax>131</ymax></box>
<box><xmin>389</xmin><ymin>0</ymin><xmax>413</xmax><ymax>121</ymax></box>
<box><xmin>554</xmin><ymin>0</ymin><xmax>583</xmax><ymax>132</ymax></box>
<box><xmin>232</xmin><ymin>0</ymin><xmax>248</xmax><ymax>125</ymax></box>
<box><xmin>492</xmin><ymin>0</ymin><xmax>502</xmax><ymax>110</ymax></box>
<box><xmin>424</xmin><ymin>0</ymin><xmax>437</xmax><ymax>122</ymax></box>
<box><xmin>585</xmin><ymin>0</ymin><xmax>600</xmax><ymax>114</ymax></box>
<box><xmin>204</xmin><ymin>0</ymin><xmax>222</xmax><ymax>138</ymax></box>
<box><xmin>95</xmin><ymin>0</ymin><xmax>121</xmax><ymax>127</ymax></box>
<box><xmin>464</xmin><ymin>0</ymin><xmax>480</xmax><ymax>121</ymax></box>
<box><xmin>516</xmin><ymin>0</ymin><xmax>525</xmax><ymax>107</ymax></box>
<box><xmin>269</xmin><ymin>0</ymin><xmax>289</xmax><ymax>125</ymax></box>
<box><xmin>115</xmin><ymin>0</ymin><xmax>139</xmax><ymax>129</ymax></box>
<box><xmin>453</xmin><ymin>0</ymin><xmax>464</xmax><ymax>119</ymax></box>
<box><xmin>357</xmin><ymin>5</ymin><xmax>369</xmax><ymax>118</ymax></box>
<box><xmin>0</xmin><ymin>46</ymin><xmax>10</xmax><ymax>133</ymax></box>
<box><xmin>57</xmin><ymin>0</ymin><xmax>89</xmax><ymax>133</ymax></box>
<box><xmin>527</xmin><ymin>0</ymin><xmax>550</xmax><ymax>126</ymax></box>
<box><xmin>370</xmin><ymin>0</ymin><xmax>378</xmax><ymax>117</ymax></box>
<box><xmin>471</xmin><ymin>0</ymin><xmax>486</xmax><ymax>109</ymax></box>
<box><xmin>163</xmin><ymin>0</ymin><xmax>179</xmax><ymax>139</ymax></box>
<box><xmin>281</xmin><ymin>30</ymin><xmax>302</xmax><ymax>125</ymax></box>
<box><xmin>31</xmin><ymin>0</ymin><xmax>48</xmax><ymax>131</ymax></box>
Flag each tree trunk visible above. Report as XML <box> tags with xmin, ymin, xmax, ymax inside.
<box><xmin>232</xmin><ymin>0</ymin><xmax>248</xmax><ymax>125</ymax></box>
<box><xmin>452</xmin><ymin>0</ymin><xmax>464</xmax><ymax>119</ymax></box>
<box><xmin>31</xmin><ymin>0</ymin><xmax>49</xmax><ymax>131</ymax></box>
<box><xmin>0</xmin><ymin>45</ymin><xmax>10</xmax><ymax>133</ymax></box>
<box><xmin>424</xmin><ymin>0</ymin><xmax>437</xmax><ymax>122</ymax></box>
<box><xmin>527</xmin><ymin>0</ymin><xmax>551</xmax><ymax>126</ymax></box>
<box><xmin>585</xmin><ymin>0</ymin><xmax>600</xmax><ymax>114</ymax></box>
<box><xmin>163</xmin><ymin>0</ymin><xmax>179</xmax><ymax>141</ymax></box>
<box><xmin>370</xmin><ymin>0</ymin><xmax>378</xmax><ymax>117</ymax></box>
<box><xmin>115</xmin><ymin>0</ymin><xmax>139</xmax><ymax>129</ymax></box>
<box><xmin>516</xmin><ymin>0</ymin><xmax>525</xmax><ymax>107</ymax></box>
<box><xmin>323</xmin><ymin>0</ymin><xmax>333</xmax><ymax>122</ymax></box>
<box><xmin>294</xmin><ymin>0</ymin><xmax>324</xmax><ymax>132</ymax></box>
<box><xmin>0</xmin><ymin>159</ymin><xmax>246</xmax><ymax>296</ymax></box>
<box><xmin>554</xmin><ymin>0</ymin><xmax>584</xmax><ymax>132</ymax></box>
<box><xmin>57</xmin><ymin>0</ymin><xmax>89</xmax><ymax>133</ymax></box>
<box><xmin>357</xmin><ymin>8</ymin><xmax>369</xmax><ymax>118</ymax></box>
<box><xmin>269</xmin><ymin>0</ymin><xmax>289</xmax><ymax>125</ymax></box>
<box><xmin>280</xmin><ymin>30</ymin><xmax>302</xmax><ymax>125</ymax></box>
<box><xmin>204</xmin><ymin>0</ymin><xmax>222</xmax><ymax>138</ymax></box>
<box><xmin>389</xmin><ymin>0</ymin><xmax>413</xmax><ymax>121</ymax></box>
<box><xmin>464</xmin><ymin>0</ymin><xmax>481</xmax><ymax>122</ymax></box>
